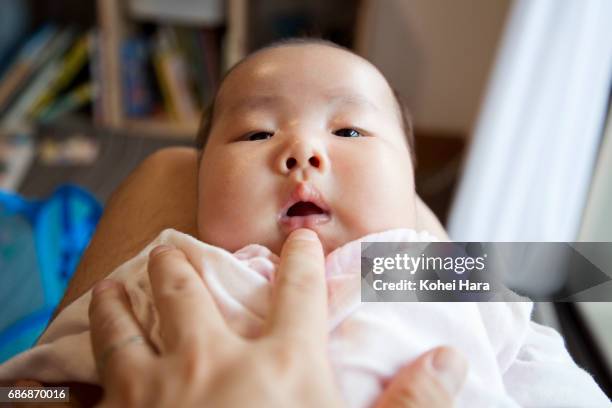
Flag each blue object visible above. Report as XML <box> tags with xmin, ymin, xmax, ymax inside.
<box><xmin>0</xmin><ymin>184</ymin><xmax>102</xmax><ymax>363</ymax></box>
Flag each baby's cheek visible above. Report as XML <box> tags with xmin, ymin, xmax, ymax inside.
<box><xmin>197</xmin><ymin>210</ymin><xmax>251</xmax><ymax>252</ymax></box>
<box><xmin>197</xmin><ymin>181</ymin><xmax>284</xmax><ymax>253</ymax></box>
<box><xmin>339</xmin><ymin>160</ymin><xmax>416</xmax><ymax>232</ymax></box>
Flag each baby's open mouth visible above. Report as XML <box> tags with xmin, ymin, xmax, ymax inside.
<box><xmin>286</xmin><ymin>201</ymin><xmax>326</xmax><ymax>217</ymax></box>
<box><xmin>279</xmin><ymin>183</ymin><xmax>332</xmax><ymax>231</ymax></box>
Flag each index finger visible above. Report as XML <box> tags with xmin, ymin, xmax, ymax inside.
<box><xmin>89</xmin><ymin>279</ymin><xmax>154</xmax><ymax>384</ymax></box>
<box><xmin>269</xmin><ymin>229</ymin><xmax>328</xmax><ymax>348</ymax></box>
<box><xmin>147</xmin><ymin>245</ymin><xmax>232</xmax><ymax>352</ymax></box>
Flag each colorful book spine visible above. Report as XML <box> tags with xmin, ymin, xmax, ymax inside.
<box><xmin>121</xmin><ymin>37</ymin><xmax>153</xmax><ymax>117</ymax></box>
<box><xmin>37</xmin><ymin>82</ymin><xmax>94</xmax><ymax>123</ymax></box>
<box><xmin>152</xmin><ymin>28</ymin><xmax>199</xmax><ymax>123</ymax></box>
<box><xmin>1</xmin><ymin>60</ymin><xmax>60</xmax><ymax>131</ymax></box>
<box><xmin>0</xmin><ymin>24</ymin><xmax>58</xmax><ymax>113</ymax></box>
<box><xmin>28</xmin><ymin>31</ymin><xmax>91</xmax><ymax>117</ymax></box>
<box><xmin>172</xmin><ymin>27</ymin><xmax>207</xmax><ymax>106</ymax></box>
<box><xmin>1</xmin><ymin>28</ymin><xmax>77</xmax><ymax>130</ymax></box>
<box><xmin>152</xmin><ymin>34</ymin><xmax>177</xmax><ymax>121</ymax></box>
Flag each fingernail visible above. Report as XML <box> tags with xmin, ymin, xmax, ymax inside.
<box><xmin>290</xmin><ymin>228</ymin><xmax>318</xmax><ymax>241</ymax></box>
<box><xmin>430</xmin><ymin>347</ymin><xmax>467</xmax><ymax>396</ymax></box>
<box><xmin>150</xmin><ymin>244</ymin><xmax>175</xmax><ymax>257</ymax></box>
<box><xmin>93</xmin><ymin>279</ymin><xmax>117</xmax><ymax>295</ymax></box>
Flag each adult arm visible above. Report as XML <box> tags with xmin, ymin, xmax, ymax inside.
<box><xmin>54</xmin><ymin>147</ymin><xmax>199</xmax><ymax>317</ymax></box>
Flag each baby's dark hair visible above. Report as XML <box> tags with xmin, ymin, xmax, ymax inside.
<box><xmin>196</xmin><ymin>37</ymin><xmax>416</xmax><ymax>166</ymax></box>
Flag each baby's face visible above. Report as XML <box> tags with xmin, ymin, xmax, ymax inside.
<box><xmin>197</xmin><ymin>44</ymin><xmax>417</xmax><ymax>255</ymax></box>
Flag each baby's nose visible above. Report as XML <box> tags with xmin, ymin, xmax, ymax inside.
<box><xmin>278</xmin><ymin>141</ymin><xmax>327</xmax><ymax>175</ymax></box>
<box><xmin>285</xmin><ymin>155</ymin><xmax>320</xmax><ymax>170</ymax></box>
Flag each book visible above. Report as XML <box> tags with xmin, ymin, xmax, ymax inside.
<box><xmin>0</xmin><ymin>25</ymin><xmax>59</xmax><ymax>114</ymax></box>
<box><xmin>28</xmin><ymin>31</ymin><xmax>91</xmax><ymax>118</ymax></box>
<box><xmin>172</xmin><ymin>27</ymin><xmax>208</xmax><ymax>106</ymax></box>
<box><xmin>152</xmin><ymin>28</ymin><xmax>200</xmax><ymax>123</ymax></box>
<box><xmin>38</xmin><ymin>82</ymin><xmax>94</xmax><ymax>123</ymax></box>
<box><xmin>1</xmin><ymin>28</ymin><xmax>78</xmax><ymax>131</ymax></box>
<box><xmin>121</xmin><ymin>37</ymin><xmax>154</xmax><ymax>117</ymax></box>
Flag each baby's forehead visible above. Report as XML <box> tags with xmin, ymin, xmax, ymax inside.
<box><xmin>233</xmin><ymin>43</ymin><xmax>373</xmax><ymax>76</ymax></box>
<box><xmin>214</xmin><ymin>44</ymin><xmax>397</xmax><ymax>114</ymax></box>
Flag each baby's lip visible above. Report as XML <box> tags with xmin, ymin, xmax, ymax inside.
<box><xmin>278</xmin><ymin>183</ymin><xmax>331</xmax><ymax>230</ymax></box>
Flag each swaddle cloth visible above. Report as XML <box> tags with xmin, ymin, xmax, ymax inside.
<box><xmin>0</xmin><ymin>229</ymin><xmax>608</xmax><ymax>407</ymax></box>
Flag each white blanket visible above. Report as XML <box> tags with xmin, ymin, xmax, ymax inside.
<box><xmin>0</xmin><ymin>229</ymin><xmax>608</xmax><ymax>407</ymax></box>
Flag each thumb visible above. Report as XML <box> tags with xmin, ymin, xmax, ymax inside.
<box><xmin>376</xmin><ymin>347</ymin><xmax>467</xmax><ymax>408</ymax></box>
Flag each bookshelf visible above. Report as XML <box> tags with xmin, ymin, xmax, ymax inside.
<box><xmin>0</xmin><ymin>0</ymin><xmax>251</xmax><ymax>189</ymax></box>
<box><xmin>0</xmin><ymin>0</ymin><xmax>365</xmax><ymax>142</ymax></box>
<box><xmin>96</xmin><ymin>0</ymin><xmax>248</xmax><ymax>138</ymax></box>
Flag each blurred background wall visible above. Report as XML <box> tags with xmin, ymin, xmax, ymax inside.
<box><xmin>357</xmin><ymin>0</ymin><xmax>511</xmax><ymax>135</ymax></box>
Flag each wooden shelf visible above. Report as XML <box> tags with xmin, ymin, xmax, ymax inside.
<box><xmin>95</xmin><ymin>0</ymin><xmax>246</xmax><ymax>137</ymax></box>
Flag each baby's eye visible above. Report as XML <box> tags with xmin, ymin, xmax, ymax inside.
<box><xmin>246</xmin><ymin>131</ymin><xmax>273</xmax><ymax>141</ymax></box>
<box><xmin>334</xmin><ymin>128</ymin><xmax>362</xmax><ymax>138</ymax></box>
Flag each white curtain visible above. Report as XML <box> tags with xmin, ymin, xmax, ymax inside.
<box><xmin>447</xmin><ymin>0</ymin><xmax>612</xmax><ymax>242</ymax></box>
<box><xmin>580</xmin><ymin>105</ymin><xmax>612</xmax><ymax>242</ymax></box>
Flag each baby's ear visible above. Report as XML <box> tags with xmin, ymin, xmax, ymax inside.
<box><xmin>416</xmin><ymin>195</ymin><xmax>449</xmax><ymax>240</ymax></box>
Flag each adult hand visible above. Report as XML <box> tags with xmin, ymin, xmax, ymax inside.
<box><xmin>89</xmin><ymin>229</ymin><xmax>466</xmax><ymax>407</ymax></box>
<box><xmin>374</xmin><ymin>346</ymin><xmax>467</xmax><ymax>408</ymax></box>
